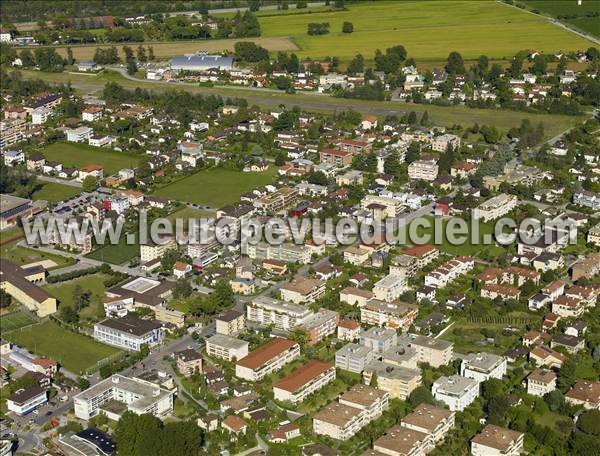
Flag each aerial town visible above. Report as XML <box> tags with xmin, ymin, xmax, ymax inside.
<box><xmin>0</xmin><ymin>1</ymin><xmax>599</xmax><ymax>456</ymax></box>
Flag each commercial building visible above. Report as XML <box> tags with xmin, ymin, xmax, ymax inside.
<box><xmin>472</xmin><ymin>193</ymin><xmax>518</xmax><ymax>222</ymax></box>
<box><xmin>7</xmin><ymin>387</ymin><xmax>47</xmax><ymax>415</ymax></box>
<box><xmin>0</xmin><ymin>194</ymin><xmax>34</xmax><ymax>230</ymax></box>
<box><xmin>247</xmin><ymin>296</ymin><xmax>311</xmax><ymax>331</ymax></box>
<box><xmin>335</xmin><ymin>343</ymin><xmax>375</xmax><ymax>373</ymax></box>
<box><xmin>398</xmin><ymin>334</ymin><xmax>453</xmax><ymax>368</ymax></box>
<box><xmin>0</xmin><ymin>259</ymin><xmax>57</xmax><ymax>317</ymax></box>
<box><xmin>313</xmin><ymin>385</ymin><xmax>389</xmax><ymax>440</ymax></box>
<box><xmin>471</xmin><ymin>425</ymin><xmax>524</xmax><ymax>456</ymax></box>
<box><xmin>431</xmin><ymin>375</ymin><xmax>479</xmax><ymax>411</ymax></box>
<box><xmin>215</xmin><ymin>309</ymin><xmax>245</xmax><ymax>336</ymax></box>
<box><xmin>280</xmin><ymin>278</ymin><xmax>325</xmax><ymax>304</ymax></box>
<box><xmin>460</xmin><ymin>352</ymin><xmax>507</xmax><ymax>383</ymax></box>
<box><xmin>74</xmin><ymin>374</ymin><xmax>174</xmax><ymax>420</ymax></box>
<box><xmin>235</xmin><ymin>338</ymin><xmax>300</xmax><ymax>381</ymax></box>
<box><xmin>170</xmin><ymin>54</ymin><xmax>234</xmax><ymax>72</ymax></box>
<box><xmin>205</xmin><ymin>334</ymin><xmax>249</xmax><ymax>362</ymax></box>
<box><xmin>93</xmin><ymin>315</ymin><xmax>164</xmax><ymax>351</ymax></box>
<box><xmin>273</xmin><ymin>360</ymin><xmax>335</xmax><ymax>404</ymax></box>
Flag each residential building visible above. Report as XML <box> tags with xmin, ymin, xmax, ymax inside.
<box><xmin>587</xmin><ymin>223</ymin><xmax>600</xmax><ymax>246</ymax></box>
<box><xmin>0</xmin><ymin>118</ymin><xmax>27</xmax><ymax>149</ymax></box>
<box><xmin>565</xmin><ymin>380</ymin><xmax>600</xmax><ymax>409</ymax></box>
<box><xmin>93</xmin><ymin>315</ymin><xmax>164</xmax><ymax>351</ymax></box>
<box><xmin>302</xmin><ymin>309</ymin><xmax>339</xmax><ymax>345</ymax></box>
<box><xmin>529</xmin><ymin>345</ymin><xmax>565</xmax><ymax>368</ymax></box>
<box><xmin>66</xmin><ymin>126</ymin><xmax>93</xmax><ymax>142</ymax></box>
<box><xmin>373</xmin><ymin>425</ymin><xmax>430</xmax><ymax>456</ymax></box>
<box><xmin>573</xmin><ymin>190</ymin><xmax>600</xmax><ymax>209</ymax></box>
<box><xmin>340</xmin><ymin>287</ymin><xmax>374</xmax><ymax>307</ymax></box>
<box><xmin>432</xmin><ymin>375</ymin><xmax>479</xmax><ymax>411</ymax></box>
<box><xmin>78</xmin><ymin>164</ymin><xmax>103</xmax><ymax>181</ymax></box>
<box><xmin>31</xmin><ymin>107</ymin><xmax>51</xmax><ymax>125</ymax></box>
<box><xmin>174</xmin><ymin>349</ymin><xmax>203</xmax><ymax>377</ymax></box>
<box><xmin>460</xmin><ymin>352</ymin><xmax>507</xmax><ymax>383</ymax></box>
<box><xmin>526</xmin><ymin>369</ymin><xmax>557</xmax><ymax>397</ymax></box>
<box><xmin>273</xmin><ymin>360</ymin><xmax>336</xmax><ymax>404</ymax></box>
<box><xmin>360</xmin><ymin>327</ymin><xmax>398</xmax><ymax>354</ymax></box>
<box><xmin>401</xmin><ymin>403</ymin><xmax>455</xmax><ymax>445</ymax></box>
<box><xmin>280</xmin><ymin>278</ymin><xmax>325</xmax><ymax>304</ymax></box>
<box><xmin>82</xmin><ymin>106</ymin><xmax>103</xmax><ymax>122</ymax></box>
<box><xmin>408</xmin><ymin>159</ymin><xmax>439</xmax><ymax>181</ymax></box>
<box><xmin>472</xmin><ymin>194</ymin><xmax>518</xmax><ymax>222</ymax></box>
<box><xmin>215</xmin><ymin>309</ymin><xmax>245</xmax><ymax>336</ymax></box>
<box><xmin>471</xmin><ymin>425</ymin><xmax>524</xmax><ymax>456</ymax></box>
<box><xmin>320</xmin><ymin>148</ymin><xmax>353</xmax><ymax>167</ymax></box>
<box><xmin>74</xmin><ymin>374</ymin><xmax>174</xmax><ymax>420</ymax></box>
<box><xmin>205</xmin><ymin>334</ymin><xmax>249</xmax><ymax>362</ymax></box>
<box><xmin>7</xmin><ymin>387</ymin><xmax>47</xmax><ymax>416</ymax></box>
<box><xmin>432</xmin><ymin>134</ymin><xmax>460</xmax><ymax>152</ymax></box>
<box><xmin>360</xmin><ymin>300</ymin><xmax>418</xmax><ymax>331</ymax></box>
<box><xmin>3</xmin><ymin>149</ymin><xmax>25</xmax><ymax>166</ymax></box>
<box><xmin>361</xmin><ymin>195</ymin><xmax>403</xmax><ymax>218</ymax></box>
<box><xmin>336</xmin><ymin>343</ymin><xmax>374</xmax><ymax>373</ymax></box>
<box><xmin>246</xmin><ymin>241</ymin><xmax>312</xmax><ymax>264</ymax></box>
<box><xmin>571</xmin><ymin>253</ymin><xmax>600</xmax><ymax>281</ymax></box>
<box><xmin>253</xmin><ymin>187</ymin><xmax>299</xmax><ymax>213</ymax></box>
<box><xmin>0</xmin><ymin>194</ymin><xmax>33</xmax><ymax>230</ymax></box>
<box><xmin>373</xmin><ymin>274</ymin><xmax>408</xmax><ymax>302</ymax></box>
<box><xmin>363</xmin><ymin>360</ymin><xmax>421</xmax><ymax>400</ymax></box>
<box><xmin>337</xmin><ymin>319</ymin><xmax>361</xmax><ymax>341</ymax></box>
<box><xmin>235</xmin><ymin>338</ymin><xmax>300</xmax><ymax>381</ymax></box>
<box><xmin>424</xmin><ymin>256</ymin><xmax>474</xmax><ymax>288</ymax></box>
<box><xmin>247</xmin><ymin>296</ymin><xmax>311</xmax><ymax>331</ymax></box>
<box><xmin>398</xmin><ymin>334</ymin><xmax>453</xmax><ymax>367</ymax></box>
<box><xmin>140</xmin><ymin>236</ymin><xmax>177</xmax><ymax>263</ymax></box>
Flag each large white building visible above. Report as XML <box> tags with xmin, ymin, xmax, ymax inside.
<box><xmin>372</xmin><ymin>274</ymin><xmax>408</xmax><ymax>302</ymax></box>
<box><xmin>408</xmin><ymin>159</ymin><xmax>439</xmax><ymax>181</ymax></box>
<box><xmin>73</xmin><ymin>374</ymin><xmax>174</xmax><ymax>421</ymax></box>
<box><xmin>93</xmin><ymin>315</ymin><xmax>164</xmax><ymax>351</ymax></box>
<box><xmin>432</xmin><ymin>375</ymin><xmax>479</xmax><ymax>411</ymax></box>
<box><xmin>471</xmin><ymin>425</ymin><xmax>524</xmax><ymax>456</ymax></box>
<box><xmin>7</xmin><ymin>387</ymin><xmax>47</xmax><ymax>416</ymax></box>
<box><xmin>335</xmin><ymin>343</ymin><xmax>374</xmax><ymax>373</ymax></box>
<box><xmin>235</xmin><ymin>338</ymin><xmax>300</xmax><ymax>382</ymax></box>
<box><xmin>472</xmin><ymin>193</ymin><xmax>518</xmax><ymax>222</ymax></box>
<box><xmin>279</xmin><ymin>278</ymin><xmax>326</xmax><ymax>304</ymax></box>
<box><xmin>205</xmin><ymin>334</ymin><xmax>249</xmax><ymax>362</ymax></box>
<box><xmin>460</xmin><ymin>352</ymin><xmax>507</xmax><ymax>383</ymax></box>
<box><xmin>66</xmin><ymin>126</ymin><xmax>93</xmax><ymax>142</ymax></box>
<box><xmin>246</xmin><ymin>296</ymin><xmax>311</xmax><ymax>331</ymax></box>
<box><xmin>398</xmin><ymin>334</ymin><xmax>454</xmax><ymax>368</ymax></box>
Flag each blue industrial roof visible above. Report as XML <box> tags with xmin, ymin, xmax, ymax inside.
<box><xmin>171</xmin><ymin>54</ymin><xmax>233</xmax><ymax>71</ymax></box>
<box><xmin>76</xmin><ymin>428</ymin><xmax>116</xmax><ymax>455</ymax></box>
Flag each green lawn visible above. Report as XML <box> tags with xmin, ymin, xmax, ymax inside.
<box><xmin>0</xmin><ymin>244</ymin><xmax>75</xmax><ymax>268</ymax></box>
<box><xmin>154</xmin><ymin>167</ymin><xmax>278</xmax><ymax>207</ymax></box>
<box><xmin>5</xmin><ymin>320</ymin><xmax>121</xmax><ymax>373</ymax></box>
<box><xmin>31</xmin><ymin>180</ymin><xmax>81</xmax><ymax>203</ymax></box>
<box><xmin>39</xmin><ymin>141</ymin><xmax>139</xmax><ymax>175</ymax></box>
<box><xmin>43</xmin><ymin>274</ymin><xmax>108</xmax><ymax>321</ymax></box>
<box><xmin>86</xmin><ymin>234</ymin><xmax>139</xmax><ymax>265</ymax></box>
<box><xmin>522</xmin><ymin>1</ymin><xmax>600</xmax><ymax>37</ymax></box>
<box><xmin>259</xmin><ymin>0</ymin><xmax>594</xmax><ymax>62</ymax></box>
<box><xmin>0</xmin><ymin>311</ymin><xmax>37</xmax><ymax>334</ymax></box>
<box><xmin>167</xmin><ymin>207</ymin><xmax>217</xmax><ymax>230</ymax></box>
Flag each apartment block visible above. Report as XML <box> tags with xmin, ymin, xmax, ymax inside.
<box><xmin>247</xmin><ymin>296</ymin><xmax>311</xmax><ymax>331</ymax></box>
<box><xmin>360</xmin><ymin>300</ymin><xmax>418</xmax><ymax>331</ymax></box>
<box><xmin>93</xmin><ymin>315</ymin><xmax>164</xmax><ymax>351</ymax></box>
<box><xmin>301</xmin><ymin>308</ymin><xmax>339</xmax><ymax>345</ymax></box>
<box><xmin>140</xmin><ymin>236</ymin><xmax>177</xmax><ymax>263</ymax></box>
<box><xmin>408</xmin><ymin>159</ymin><xmax>439</xmax><ymax>181</ymax></box>
<box><xmin>472</xmin><ymin>193</ymin><xmax>518</xmax><ymax>222</ymax></box>
<box><xmin>471</xmin><ymin>425</ymin><xmax>524</xmax><ymax>456</ymax></box>
<box><xmin>373</xmin><ymin>274</ymin><xmax>408</xmax><ymax>302</ymax></box>
<box><xmin>432</xmin><ymin>375</ymin><xmax>479</xmax><ymax>411</ymax></box>
<box><xmin>205</xmin><ymin>334</ymin><xmax>249</xmax><ymax>362</ymax></box>
<box><xmin>359</xmin><ymin>327</ymin><xmax>398</xmax><ymax>354</ymax></box>
<box><xmin>335</xmin><ymin>343</ymin><xmax>375</xmax><ymax>373</ymax></box>
<box><xmin>460</xmin><ymin>352</ymin><xmax>507</xmax><ymax>383</ymax></box>
<box><xmin>215</xmin><ymin>310</ymin><xmax>245</xmax><ymax>336</ymax></box>
<box><xmin>174</xmin><ymin>349</ymin><xmax>203</xmax><ymax>377</ymax></box>
<box><xmin>280</xmin><ymin>278</ymin><xmax>326</xmax><ymax>304</ymax></box>
<box><xmin>398</xmin><ymin>334</ymin><xmax>454</xmax><ymax>368</ymax></box>
<box><xmin>401</xmin><ymin>403</ymin><xmax>455</xmax><ymax>445</ymax></box>
<box><xmin>253</xmin><ymin>187</ymin><xmax>299</xmax><ymax>213</ymax></box>
<box><xmin>246</xmin><ymin>241</ymin><xmax>312</xmax><ymax>264</ymax></box>
<box><xmin>363</xmin><ymin>360</ymin><xmax>422</xmax><ymax>400</ymax></box>
<box><xmin>273</xmin><ymin>360</ymin><xmax>335</xmax><ymax>404</ymax></box>
<box><xmin>373</xmin><ymin>425</ymin><xmax>430</xmax><ymax>456</ymax></box>
<box><xmin>424</xmin><ymin>256</ymin><xmax>474</xmax><ymax>289</ymax></box>
<box><xmin>235</xmin><ymin>338</ymin><xmax>300</xmax><ymax>381</ymax></box>
<box><xmin>526</xmin><ymin>368</ymin><xmax>557</xmax><ymax>397</ymax></box>
<box><xmin>361</xmin><ymin>195</ymin><xmax>403</xmax><ymax>218</ymax></box>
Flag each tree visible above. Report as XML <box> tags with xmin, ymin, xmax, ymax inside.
<box><xmin>199</xmin><ymin>0</ymin><xmax>209</xmax><ymax>15</ymax></box>
<box><xmin>127</xmin><ymin>59</ymin><xmax>137</xmax><ymax>75</ymax></box>
<box><xmin>347</xmin><ymin>53</ymin><xmax>364</xmax><ymax>75</ymax></box>
<box><xmin>0</xmin><ymin>289</ymin><xmax>12</xmax><ymax>308</ymax></box>
<box><xmin>248</xmin><ymin>0</ymin><xmax>260</xmax><ymax>12</ymax></box>
<box><xmin>446</xmin><ymin>51</ymin><xmax>465</xmax><ymax>74</ymax></box>
<box><xmin>578</xmin><ymin>410</ymin><xmax>600</xmax><ymax>435</ymax></box>
<box><xmin>174</xmin><ymin>279</ymin><xmax>192</xmax><ymax>299</ymax></box>
<box><xmin>148</xmin><ymin>46</ymin><xmax>155</xmax><ymax>61</ymax></box>
<box><xmin>342</xmin><ymin>21</ymin><xmax>353</xmax><ymax>33</ymax></box>
<box><xmin>420</xmin><ymin>111</ymin><xmax>429</xmax><ymax>126</ymax></box>
<box><xmin>384</xmin><ymin>152</ymin><xmax>402</xmax><ymax>177</ymax></box>
<box><xmin>20</xmin><ymin>49</ymin><xmax>35</xmax><ymax>67</ymax></box>
<box><xmin>407</xmin><ymin>111</ymin><xmax>417</xmax><ymax>125</ymax></box>
<box><xmin>82</xmin><ymin>175</ymin><xmax>97</xmax><ymax>192</ymax></box>
<box><xmin>545</xmin><ymin>390</ymin><xmax>565</xmax><ymax>412</ymax></box>
<box><xmin>66</xmin><ymin>47</ymin><xmax>74</xmax><ymax>65</ymax></box>
<box><xmin>78</xmin><ymin>377</ymin><xmax>90</xmax><ymax>390</ymax></box>
<box><xmin>558</xmin><ymin>357</ymin><xmax>577</xmax><ymax>391</ymax></box>
<box><xmin>408</xmin><ymin>386</ymin><xmax>436</xmax><ymax>408</ymax></box>
<box><xmin>136</xmin><ymin>45</ymin><xmax>147</xmax><ymax>63</ymax></box>
<box><xmin>60</xmin><ymin>305</ymin><xmax>79</xmax><ymax>324</ymax></box>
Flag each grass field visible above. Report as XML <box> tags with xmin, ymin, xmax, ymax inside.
<box><xmin>31</xmin><ymin>180</ymin><xmax>81</xmax><ymax>203</ymax></box>
<box><xmin>522</xmin><ymin>0</ymin><xmax>600</xmax><ymax>37</ymax></box>
<box><xmin>86</xmin><ymin>234</ymin><xmax>139</xmax><ymax>264</ymax></box>
<box><xmin>5</xmin><ymin>320</ymin><xmax>121</xmax><ymax>373</ymax></box>
<box><xmin>167</xmin><ymin>207</ymin><xmax>217</xmax><ymax>230</ymax></box>
<box><xmin>39</xmin><ymin>141</ymin><xmax>140</xmax><ymax>175</ymax></box>
<box><xmin>258</xmin><ymin>0</ymin><xmax>594</xmax><ymax>62</ymax></box>
<box><xmin>0</xmin><ymin>312</ymin><xmax>37</xmax><ymax>334</ymax></box>
<box><xmin>154</xmin><ymin>167</ymin><xmax>278</xmax><ymax>207</ymax></box>
<box><xmin>17</xmin><ymin>69</ymin><xmax>585</xmax><ymax>140</ymax></box>
<box><xmin>0</xmin><ymin>244</ymin><xmax>75</xmax><ymax>268</ymax></box>
<box><xmin>43</xmin><ymin>274</ymin><xmax>109</xmax><ymax>321</ymax></box>
<box><xmin>49</xmin><ymin>36</ymin><xmax>297</xmax><ymax>61</ymax></box>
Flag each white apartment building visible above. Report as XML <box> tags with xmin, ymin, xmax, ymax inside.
<box><xmin>471</xmin><ymin>425</ymin><xmax>524</xmax><ymax>456</ymax></box>
<box><xmin>279</xmin><ymin>278</ymin><xmax>325</xmax><ymax>304</ymax></box>
<box><xmin>460</xmin><ymin>352</ymin><xmax>507</xmax><ymax>383</ymax></box>
<box><xmin>359</xmin><ymin>327</ymin><xmax>398</xmax><ymax>354</ymax></box>
<box><xmin>335</xmin><ymin>343</ymin><xmax>374</xmax><ymax>373</ymax></box>
<box><xmin>74</xmin><ymin>374</ymin><xmax>174</xmax><ymax>421</ymax></box>
<box><xmin>235</xmin><ymin>338</ymin><xmax>300</xmax><ymax>381</ymax></box>
<box><xmin>373</xmin><ymin>425</ymin><xmax>430</xmax><ymax>456</ymax></box>
<box><xmin>472</xmin><ymin>193</ymin><xmax>518</xmax><ymax>222</ymax></box>
<box><xmin>401</xmin><ymin>403</ymin><xmax>455</xmax><ymax>446</ymax></box>
<box><xmin>424</xmin><ymin>256</ymin><xmax>474</xmax><ymax>288</ymax></box>
<box><xmin>363</xmin><ymin>360</ymin><xmax>422</xmax><ymax>400</ymax></box>
<box><xmin>205</xmin><ymin>334</ymin><xmax>249</xmax><ymax>362</ymax></box>
<box><xmin>246</xmin><ymin>241</ymin><xmax>312</xmax><ymax>264</ymax></box>
<box><xmin>432</xmin><ymin>375</ymin><xmax>479</xmax><ymax>411</ymax></box>
<box><xmin>408</xmin><ymin>159</ymin><xmax>439</xmax><ymax>181</ymax></box>
<box><xmin>66</xmin><ymin>126</ymin><xmax>93</xmax><ymax>142</ymax></box>
<box><xmin>215</xmin><ymin>310</ymin><xmax>245</xmax><ymax>336</ymax></box>
<box><xmin>313</xmin><ymin>385</ymin><xmax>389</xmax><ymax>440</ymax></box>
<box><xmin>273</xmin><ymin>360</ymin><xmax>335</xmax><ymax>404</ymax></box>
<box><xmin>373</xmin><ymin>274</ymin><xmax>408</xmax><ymax>302</ymax></box>
<box><xmin>398</xmin><ymin>334</ymin><xmax>454</xmax><ymax>368</ymax></box>
<box><xmin>526</xmin><ymin>368</ymin><xmax>557</xmax><ymax>397</ymax></box>
<box><xmin>93</xmin><ymin>316</ymin><xmax>164</xmax><ymax>351</ymax></box>
<box><xmin>360</xmin><ymin>300</ymin><xmax>417</xmax><ymax>331</ymax></box>
<box><xmin>432</xmin><ymin>134</ymin><xmax>461</xmax><ymax>152</ymax></box>
<box><xmin>361</xmin><ymin>194</ymin><xmax>403</xmax><ymax>218</ymax></box>
<box><xmin>31</xmin><ymin>107</ymin><xmax>51</xmax><ymax>125</ymax></box>
<box><xmin>247</xmin><ymin>296</ymin><xmax>311</xmax><ymax>331</ymax></box>
<box><xmin>140</xmin><ymin>236</ymin><xmax>177</xmax><ymax>263</ymax></box>
<box><xmin>340</xmin><ymin>287</ymin><xmax>374</xmax><ymax>307</ymax></box>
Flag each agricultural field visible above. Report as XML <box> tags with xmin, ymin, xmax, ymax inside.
<box><xmin>51</xmin><ymin>36</ymin><xmax>297</xmax><ymax>61</ymax></box>
<box><xmin>86</xmin><ymin>233</ymin><xmax>139</xmax><ymax>265</ymax></box>
<box><xmin>5</xmin><ymin>320</ymin><xmax>121</xmax><ymax>373</ymax></box>
<box><xmin>522</xmin><ymin>0</ymin><xmax>600</xmax><ymax>37</ymax></box>
<box><xmin>258</xmin><ymin>0</ymin><xmax>594</xmax><ymax>62</ymax></box>
<box><xmin>39</xmin><ymin>141</ymin><xmax>140</xmax><ymax>175</ymax></box>
<box><xmin>43</xmin><ymin>274</ymin><xmax>109</xmax><ymax>321</ymax></box>
<box><xmin>31</xmin><ymin>180</ymin><xmax>81</xmax><ymax>203</ymax></box>
<box><xmin>153</xmin><ymin>167</ymin><xmax>278</xmax><ymax>207</ymax></box>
